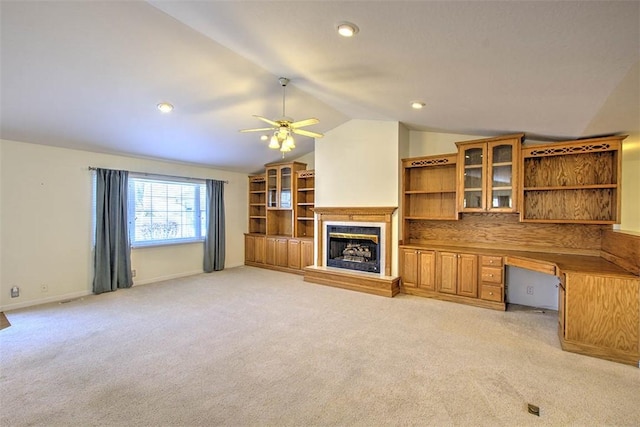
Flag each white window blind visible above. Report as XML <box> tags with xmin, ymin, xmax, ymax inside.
<box><xmin>128</xmin><ymin>176</ymin><xmax>207</xmax><ymax>247</ymax></box>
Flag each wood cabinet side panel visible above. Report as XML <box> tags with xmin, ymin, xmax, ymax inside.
<box><xmin>601</xmin><ymin>230</ymin><xmax>640</xmax><ymax>275</ymax></box>
<box><xmin>565</xmin><ymin>272</ymin><xmax>639</xmax><ymax>353</ymax></box>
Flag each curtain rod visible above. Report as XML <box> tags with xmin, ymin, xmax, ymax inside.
<box><xmin>88</xmin><ymin>167</ymin><xmax>229</xmax><ymax>184</ymax></box>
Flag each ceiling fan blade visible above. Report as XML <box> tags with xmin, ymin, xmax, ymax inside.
<box><xmin>292</xmin><ymin>128</ymin><xmax>324</xmax><ymax>138</ymax></box>
<box><xmin>253</xmin><ymin>115</ymin><xmax>280</xmax><ymax>127</ymax></box>
<box><xmin>239</xmin><ymin>127</ymin><xmax>276</xmax><ymax>133</ymax></box>
<box><xmin>290</xmin><ymin>117</ymin><xmax>319</xmax><ymax>128</ymax></box>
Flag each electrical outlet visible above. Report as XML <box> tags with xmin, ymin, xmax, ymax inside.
<box><xmin>526</xmin><ymin>286</ymin><xmax>534</xmax><ymax>295</ymax></box>
<box><xmin>132</xmin><ymin>269</ymin><xmax>137</xmax><ymax>278</ymax></box>
<box><xmin>41</xmin><ymin>284</ymin><xmax>48</xmax><ymax>293</ymax></box>
<box><xmin>11</xmin><ymin>287</ymin><xmax>19</xmax><ymax>298</ymax></box>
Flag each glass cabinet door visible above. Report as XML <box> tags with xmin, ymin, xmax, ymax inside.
<box><xmin>462</xmin><ymin>146</ymin><xmax>485</xmax><ymax>210</ymax></box>
<box><xmin>279</xmin><ymin>166</ymin><xmax>292</xmax><ymax>209</ymax></box>
<box><xmin>489</xmin><ymin>144</ymin><xmax>513</xmax><ymax>209</ymax></box>
<box><xmin>267</xmin><ymin>168</ymin><xmax>278</xmax><ymax>208</ymax></box>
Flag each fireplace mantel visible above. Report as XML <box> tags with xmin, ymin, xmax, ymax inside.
<box><xmin>304</xmin><ymin>206</ymin><xmax>400</xmax><ymax>297</ymax></box>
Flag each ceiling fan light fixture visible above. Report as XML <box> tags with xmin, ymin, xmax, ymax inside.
<box><xmin>285</xmin><ymin>134</ymin><xmax>295</xmax><ymax>149</ymax></box>
<box><xmin>268</xmin><ymin>135</ymin><xmax>280</xmax><ymax>149</ymax></box>
<box><xmin>280</xmin><ymin>142</ymin><xmax>292</xmax><ymax>153</ymax></box>
<box><xmin>337</xmin><ymin>22</ymin><xmax>359</xmax><ymax>37</ymax></box>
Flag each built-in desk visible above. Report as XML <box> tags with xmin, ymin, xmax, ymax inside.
<box><xmin>399</xmin><ymin>243</ymin><xmax>640</xmax><ymax>366</ymax></box>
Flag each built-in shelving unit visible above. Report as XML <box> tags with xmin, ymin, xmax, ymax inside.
<box><xmin>401</xmin><ymin>154</ymin><xmax>458</xmax><ymax>228</ymax></box>
<box><xmin>248</xmin><ymin>175</ymin><xmax>266</xmax><ymax>234</ymax></box>
<box><xmin>295</xmin><ymin>169</ymin><xmax>315</xmax><ymax>238</ymax></box>
<box><xmin>245</xmin><ymin>161</ymin><xmax>314</xmax><ymax>274</ymax></box>
<box><xmin>520</xmin><ymin>136</ymin><xmax>623</xmax><ymax>224</ymax></box>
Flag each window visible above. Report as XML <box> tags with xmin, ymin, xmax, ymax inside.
<box><xmin>128</xmin><ymin>176</ymin><xmax>207</xmax><ymax>247</ymax></box>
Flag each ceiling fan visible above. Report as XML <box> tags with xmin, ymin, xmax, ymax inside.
<box><xmin>240</xmin><ymin>77</ymin><xmax>323</xmax><ymax>153</ymax></box>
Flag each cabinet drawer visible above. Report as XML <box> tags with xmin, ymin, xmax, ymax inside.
<box><xmin>481</xmin><ymin>266</ymin><xmax>503</xmax><ymax>284</ymax></box>
<box><xmin>481</xmin><ymin>256</ymin><xmax>503</xmax><ymax>267</ymax></box>
<box><xmin>480</xmin><ymin>285</ymin><xmax>503</xmax><ymax>302</ymax></box>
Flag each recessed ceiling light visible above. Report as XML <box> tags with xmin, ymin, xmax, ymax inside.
<box><xmin>337</xmin><ymin>22</ymin><xmax>359</xmax><ymax>37</ymax></box>
<box><xmin>411</xmin><ymin>101</ymin><xmax>426</xmax><ymax>110</ymax></box>
<box><xmin>157</xmin><ymin>102</ymin><xmax>174</xmax><ymax>113</ymax></box>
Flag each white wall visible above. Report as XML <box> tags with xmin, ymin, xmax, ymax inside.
<box><xmin>316</xmin><ymin>120</ymin><xmax>401</xmax><ymax>207</ymax></box>
<box><xmin>0</xmin><ymin>139</ymin><xmax>248</xmax><ymax>311</ymax></box>
<box><xmin>316</xmin><ymin>120</ymin><xmax>402</xmax><ymax>275</ymax></box>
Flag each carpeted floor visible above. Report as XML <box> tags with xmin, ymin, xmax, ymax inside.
<box><xmin>1</xmin><ymin>266</ymin><xmax>639</xmax><ymax>426</ymax></box>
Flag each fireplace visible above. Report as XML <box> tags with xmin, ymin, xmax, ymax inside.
<box><xmin>326</xmin><ymin>225</ymin><xmax>381</xmax><ymax>273</ymax></box>
<box><xmin>304</xmin><ymin>207</ymin><xmax>399</xmax><ymax>297</ymax></box>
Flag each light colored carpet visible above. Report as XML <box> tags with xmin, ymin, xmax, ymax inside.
<box><xmin>1</xmin><ymin>266</ymin><xmax>639</xmax><ymax>426</ymax></box>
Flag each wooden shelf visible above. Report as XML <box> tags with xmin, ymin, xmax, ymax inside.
<box><xmin>520</xmin><ymin>136</ymin><xmax>623</xmax><ymax>224</ymax></box>
<box><xmin>401</xmin><ymin>153</ymin><xmax>459</xmax><ymax>243</ymax></box>
<box><xmin>405</xmin><ymin>190</ymin><xmax>456</xmax><ymax>195</ymax></box>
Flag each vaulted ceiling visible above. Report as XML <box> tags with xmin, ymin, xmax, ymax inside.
<box><xmin>1</xmin><ymin>1</ymin><xmax>638</xmax><ymax>173</ymax></box>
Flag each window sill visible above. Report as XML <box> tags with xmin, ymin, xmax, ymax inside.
<box><xmin>131</xmin><ymin>239</ymin><xmax>205</xmax><ymax>249</ymax></box>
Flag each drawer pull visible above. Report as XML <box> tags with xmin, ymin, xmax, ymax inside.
<box><xmin>489</xmin><ymin>274</ymin><xmax>494</xmax><ymax>277</ymax></box>
<box><xmin>489</xmin><ymin>292</ymin><xmax>494</xmax><ymax>295</ymax></box>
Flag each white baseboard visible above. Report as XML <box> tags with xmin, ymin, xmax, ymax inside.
<box><xmin>1</xmin><ymin>290</ymin><xmax>93</xmax><ymax>312</ymax></box>
<box><xmin>2</xmin><ymin>264</ymin><xmax>245</xmax><ymax>312</ymax></box>
<box><xmin>133</xmin><ymin>270</ymin><xmax>204</xmax><ymax>286</ymax></box>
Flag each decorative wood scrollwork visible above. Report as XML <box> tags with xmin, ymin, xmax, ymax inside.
<box><xmin>409</xmin><ymin>157</ymin><xmax>451</xmax><ymax>167</ymax></box>
<box><xmin>528</xmin><ymin>144</ymin><xmax>612</xmax><ymax>157</ymax></box>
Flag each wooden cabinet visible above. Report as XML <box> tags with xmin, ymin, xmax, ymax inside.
<box><xmin>247</xmin><ymin>161</ymin><xmax>314</xmax><ymax>275</ymax></box>
<box><xmin>266</xmin><ymin>162</ymin><xmax>306</xmax><ymax>209</ymax></box>
<box><xmin>400</xmin><ymin>248</ymin><xmax>436</xmax><ymax>290</ymax></box>
<box><xmin>244</xmin><ymin>234</ymin><xmax>266</xmax><ymax>264</ymax></box>
<box><xmin>456</xmin><ymin>134</ymin><xmax>522</xmax><ymax>213</ymax></box>
<box><xmin>559</xmin><ymin>271</ymin><xmax>639</xmax><ymax>366</ymax></box>
<box><xmin>479</xmin><ymin>256</ymin><xmax>504</xmax><ymax>302</ymax></box>
<box><xmin>437</xmin><ymin>251</ymin><xmax>478</xmax><ymax>297</ymax></box>
<box><xmin>521</xmin><ymin>135</ymin><xmax>624</xmax><ymax>224</ymax></box>
<box><xmin>401</xmin><ymin>154</ymin><xmax>458</xmax><ymax>227</ymax></box>
<box><xmin>288</xmin><ymin>239</ymin><xmax>301</xmax><ymax>269</ymax></box>
<box><xmin>295</xmin><ymin>170</ymin><xmax>315</xmax><ymax>238</ymax></box>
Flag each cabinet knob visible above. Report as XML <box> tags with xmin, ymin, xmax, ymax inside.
<box><xmin>489</xmin><ymin>292</ymin><xmax>494</xmax><ymax>295</ymax></box>
<box><xmin>489</xmin><ymin>260</ymin><xmax>493</xmax><ymax>264</ymax></box>
<box><xmin>489</xmin><ymin>274</ymin><xmax>494</xmax><ymax>277</ymax></box>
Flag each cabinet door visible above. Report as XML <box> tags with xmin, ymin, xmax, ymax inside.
<box><xmin>418</xmin><ymin>250</ymin><xmax>436</xmax><ymax>291</ymax></box>
<box><xmin>276</xmin><ymin>238</ymin><xmax>288</xmax><ymax>267</ymax></box>
<box><xmin>287</xmin><ymin>239</ymin><xmax>301</xmax><ymax>269</ymax></box>
<box><xmin>437</xmin><ymin>252</ymin><xmax>458</xmax><ymax>294</ymax></box>
<box><xmin>254</xmin><ymin>236</ymin><xmax>266</xmax><ymax>264</ymax></box>
<box><xmin>458</xmin><ymin>143</ymin><xmax>486</xmax><ymax>212</ymax></box>
<box><xmin>266</xmin><ymin>168</ymin><xmax>278</xmax><ymax>208</ymax></box>
<box><xmin>487</xmin><ymin>140</ymin><xmax>518</xmax><ymax>212</ymax></box>
<box><xmin>245</xmin><ymin>235</ymin><xmax>255</xmax><ymax>263</ymax></box>
<box><xmin>279</xmin><ymin>166</ymin><xmax>292</xmax><ymax>209</ymax></box>
<box><xmin>301</xmin><ymin>239</ymin><xmax>314</xmax><ymax>268</ymax></box>
<box><xmin>457</xmin><ymin>253</ymin><xmax>478</xmax><ymax>297</ymax></box>
<box><xmin>265</xmin><ymin>237</ymin><xmax>276</xmax><ymax>265</ymax></box>
<box><xmin>401</xmin><ymin>249</ymin><xmax>419</xmax><ymax>288</ymax></box>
